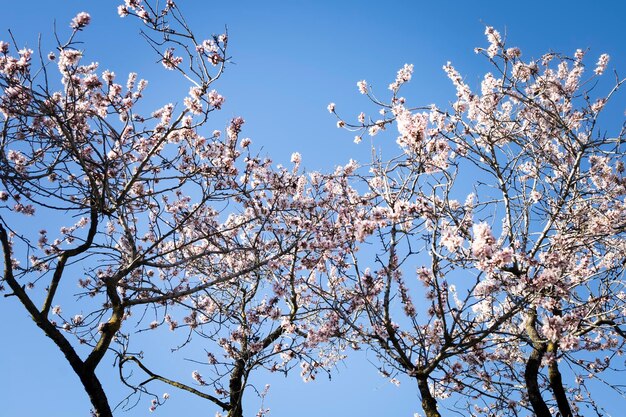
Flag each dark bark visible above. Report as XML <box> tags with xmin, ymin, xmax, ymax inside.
<box><xmin>416</xmin><ymin>376</ymin><xmax>442</xmax><ymax>417</ymax></box>
<box><xmin>524</xmin><ymin>309</ymin><xmax>551</xmax><ymax>417</ymax></box>
<box><xmin>0</xmin><ymin>224</ymin><xmax>113</xmax><ymax>417</ymax></box>
<box><xmin>34</xmin><ymin>307</ymin><xmax>114</xmax><ymax>417</ymax></box>
<box><xmin>547</xmin><ymin>342</ymin><xmax>572</xmax><ymax>417</ymax></box>
<box><xmin>120</xmin><ymin>356</ymin><xmax>231</xmax><ymax>411</ymax></box>
<box><xmin>227</xmin><ymin>358</ymin><xmax>246</xmax><ymax>417</ymax></box>
<box><xmin>524</xmin><ymin>343</ymin><xmax>551</xmax><ymax>417</ymax></box>
<box><xmin>76</xmin><ymin>370</ymin><xmax>114</xmax><ymax>417</ymax></box>
<box><xmin>85</xmin><ymin>278</ymin><xmax>123</xmax><ymax>372</ymax></box>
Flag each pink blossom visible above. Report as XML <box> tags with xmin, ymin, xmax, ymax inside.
<box><xmin>530</xmin><ymin>190</ymin><xmax>542</xmax><ymax>202</ymax></box>
<box><xmin>505</xmin><ymin>47</ymin><xmax>521</xmax><ymax>59</ymax></box>
<box><xmin>117</xmin><ymin>5</ymin><xmax>129</xmax><ymax>17</ymax></box>
<box><xmin>14</xmin><ymin>204</ymin><xmax>35</xmax><ymax>215</ymax></box>
<box><xmin>484</xmin><ymin>26</ymin><xmax>502</xmax><ymax>58</ymax></box>
<box><xmin>541</xmin><ymin>316</ymin><xmax>565</xmax><ymax>342</ymax></box>
<box><xmin>394</xmin><ymin>106</ymin><xmax>429</xmax><ymax>153</ymax></box>
<box><xmin>184</xmin><ymin>97</ymin><xmax>203</xmax><ymax>114</ymax></box>
<box><xmin>71</xmin><ymin>12</ymin><xmax>91</xmax><ymax>30</ymax></box>
<box><xmin>18</xmin><ymin>48</ymin><xmax>32</xmax><ymax>63</ymax></box>
<box><xmin>491</xmin><ymin>248</ymin><xmax>514</xmax><ymax>267</ymax></box>
<box><xmin>189</xmin><ymin>86</ymin><xmax>203</xmax><ymax>99</ymax></box>
<box><xmin>227</xmin><ymin>116</ymin><xmax>245</xmax><ymax>140</ymax></box>
<box><xmin>357</xmin><ymin>80</ymin><xmax>368</xmax><ymax>94</ymax></box>
<box><xmin>208</xmin><ymin>90</ymin><xmax>224</xmax><ymax>109</ymax></box>
<box><xmin>574</xmin><ymin>48</ymin><xmax>585</xmax><ymax>60</ymax></box>
<box><xmin>440</xmin><ymin>227</ymin><xmax>463</xmax><ymax>252</ymax></box>
<box><xmin>162</xmin><ymin>48</ymin><xmax>182</xmax><ymax>70</ymax></box>
<box><xmin>201</xmin><ymin>39</ymin><xmax>218</xmax><ymax>53</ymax></box>
<box><xmin>471</xmin><ymin>222</ymin><xmax>496</xmax><ymax>259</ymax></box>
<box><xmin>511</xmin><ymin>62</ymin><xmax>533</xmax><ymax>81</ymax></box>
<box><xmin>137</xmin><ymin>10</ymin><xmax>150</xmax><ymax>23</ymax></box>
<box><xmin>591</xmin><ymin>98</ymin><xmax>607</xmax><ymax>112</ymax></box>
<box><xmin>58</xmin><ymin>49</ymin><xmax>82</xmax><ymax>69</ymax></box>
<box><xmin>389</xmin><ymin>64</ymin><xmax>414</xmax><ymax>91</ymax></box>
<box><xmin>299</xmin><ymin>361</ymin><xmax>317</xmax><ymax>382</ymax></box>
<box><xmin>594</xmin><ymin>53</ymin><xmax>610</xmax><ymax>75</ymax></box>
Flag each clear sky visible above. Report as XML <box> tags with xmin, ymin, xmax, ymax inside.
<box><xmin>1</xmin><ymin>1</ymin><xmax>625</xmax><ymax>417</ymax></box>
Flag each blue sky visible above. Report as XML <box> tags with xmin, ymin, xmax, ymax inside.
<box><xmin>1</xmin><ymin>1</ymin><xmax>625</xmax><ymax>416</ymax></box>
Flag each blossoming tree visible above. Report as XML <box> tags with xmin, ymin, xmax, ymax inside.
<box><xmin>3</xmin><ymin>1</ymin><xmax>626</xmax><ymax>416</ymax></box>
<box><xmin>328</xmin><ymin>27</ymin><xmax>626</xmax><ymax>417</ymax></box>
<box><xmin>0</xmin><ymin>2</ymin><xmax>362</xmax><ymax>416</ymax></box>
<box><xmin>115</xmin><ymin>158</ymin><xmax>364</xmax><ymax>417</ymax></box>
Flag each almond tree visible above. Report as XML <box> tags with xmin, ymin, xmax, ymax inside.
<box><xmin>115</xmin><ymin>160</ymin><xmax>364</xmax><ymax>417</ymax></box>
<box><xmin>328</xmin><ymin>28</ymin><xmax>626</xmax><ymax>417</ymax></box>
<box><xmin>0</xmin><ymin>2</ymin><xmax>359</xmax><ymax>416</ymax></box>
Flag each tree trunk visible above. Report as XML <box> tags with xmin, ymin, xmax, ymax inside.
<box><xmin>1</xmin><ymin>224</ymin><xmax>113</xmax><ymax>417</ymax></box>
<box><xmin>524</xmin><ymin>309</ymin><xmax>551</xmax><ymax>417</ymax></box>
<box><xmin>547</xmin><ymin>342</ymin><xmax>572</xmax><ymax>417</ymax></box>
<box><xmin>227</xmin><ymin>359</ymin><xmax>245</xmax><ymax>417</ymax></box>
<box><xmin>76</xmin><ymin>369</ymin><xmax>114</xmax><ymax>417</ymax></box>
<box><xmin>416</xmin><ymin>376</ymin><xmax>441</xmax><ymax>417</ymax></box>
<box><xmin>524</xmin><ymin>342</ymin><xmax>551</xmax><ymax>417</ymax></box>
<box><xmin>36</xmin><ymin>314</ymin><xmax>113</xmax><ymax>417</ymax></box>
